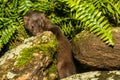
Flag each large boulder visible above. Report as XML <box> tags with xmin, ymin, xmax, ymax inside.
<box><xmin>72</xmin><ymin>27</ymin><xmax>120</xmax><ymax>69</ymax></box>
<box><xmin>62</xmin><ymin>70</ymin><xmax>120</xmax><ymax>80</ymax></box>
<box><xmin>0</xmin><ymin>31</ymin><xmax>58</xmax><ymax>80</ymax></box>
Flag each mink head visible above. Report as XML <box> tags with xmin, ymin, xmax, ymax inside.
<box><xmin>23</xmin><ymin>10</ymin><xmax>50</xmax><ymax>36</ymax></box>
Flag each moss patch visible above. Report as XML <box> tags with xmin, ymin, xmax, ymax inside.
<box><xmin>72</xmin><ymin>30</ymin><xmax>90</xmax><ymax>43</ymax></box>
<box><xmin>15</xmin><ymin>46</ymin><xmax>41</xmax><ymax>67</ymax></box>
<box><xmin>46</xmin><ymin>56</ymin><xmax>58</xmax><ymax>80</ymax></box>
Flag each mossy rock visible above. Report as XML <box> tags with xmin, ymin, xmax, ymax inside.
<box><xmin>72</xmin><ymin>28</ymin><xmax>120</xmax><ymax>70</ymax></box>
<box><xmin>0</xmin><ymin>31</ymin><xmax>59</xmax><ymax>80</ymax></box>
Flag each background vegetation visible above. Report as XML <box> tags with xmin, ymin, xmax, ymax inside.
<box><xmin>0</xmin><ymin>0</ymin><xmax>120</xmax><ymax>53</ymax></box>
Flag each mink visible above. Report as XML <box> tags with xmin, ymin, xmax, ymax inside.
<box><xmin>23</xmin><ymin>10</ymin><xmax>76</xmax><ymax>79</ymax></box>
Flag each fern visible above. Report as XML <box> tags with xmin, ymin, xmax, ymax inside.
<box><xmin>63</xmin><ymin>0</ymin><xmax>114</xmax><ymax>46</ymax></box>
<box><xmin>0</xmin><ymin>0</ymin><xmax>29</xmax><ymax>51</ymax></box>
<box><xmin>33</xmin><ymin>0</ymin><xmax>51</xmax><ymax>13</ymax></box>
<box><xmin>0</xmin><ymin>0</ymin><xmax>58</xmax><ymax>52</ymax></box>
<box><xmin>93</xmin><ymin>0</ymin><xmax>120</xmax><ymax>26</ymax></box>
<box><xmin>61</xmin><ymin>21</ymin><xmax>76</xmax><ymax>38</ymax></box>
<box><xmin>60</xmin><ymin>21</ymin><xmax>82</xmax><ymax>39</ymax></box>
<box><xmin>0</xmin><ymin>18</ymin><xmax>17</xmax><ymax>50</ymax></box>
<box><xmin>18</xmin><ymin>0</ymin><xmax>33</xmax><ymax>15</ymax></box>
<box><xmin>0</xmin><ymin>0</ymin><xmax>118</xmax><ymax>52</ymax></box>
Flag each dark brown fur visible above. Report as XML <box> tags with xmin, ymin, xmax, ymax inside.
<box><xmin>23</xmin><ymin>10</ymin><xmax>76</xmax><ymax>79</ymax></box>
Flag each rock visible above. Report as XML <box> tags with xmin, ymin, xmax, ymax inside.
<box><xmin>0</xmin><ymin>31</ymin><xmax>58</xmax><ymax>80</ymax></box>
<box><xmin>72</xmin><ymin>27</ymin><xmax>120</xmax><ymax>69</ymax></box>
<box><xmin>61</xmin><ymin>70</ymin><xmax>120</xmax><ymax>80</ymax></box>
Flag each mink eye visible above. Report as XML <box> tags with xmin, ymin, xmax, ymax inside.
<box><xmin>31</xmin><ymin>24</ymin><xmax>34</xmax><ymax>29</ymax></box>
<box><xmin>31</xmin><ymin>26</ymin><xmax>34</xmax><ymax>29</ymax></box>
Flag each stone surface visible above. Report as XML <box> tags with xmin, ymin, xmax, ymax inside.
<box><xmin>61</xmin><ymin>70</ymin><xmax>120</xmax><ymax>80</ymax></box>
<box><xmin>72</xmin><ymin>27</ymin><xmax>120</xmax><ymax>69</ymax></box>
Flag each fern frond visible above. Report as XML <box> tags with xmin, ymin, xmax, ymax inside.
<box><xmin>33</xmin><ymin>1</ymin><xmax>51</xmax><ymax>12</ymax></box>
<box><xmin>63</xmin><ymin>0</ymin><xmax>114</xmax><ymax>46</ymax></box>
<box><xmin>61</xmin><ymin>21</ymin><xmax>75</xmax><ymax>38</ymax></box>
<box><xmin>0</xmin><ymin>18</ymin><xmax>18</xmax><ymax>51</ymax></box>
<box><xmin>93</xmin><ymin>0</ymin><xmax>120</xmax><ymax>25</ymax></box>
<box><xmin>18</xmin><ymin>0</ymin><xmax>33</xmax><ymax>15</ymax></box>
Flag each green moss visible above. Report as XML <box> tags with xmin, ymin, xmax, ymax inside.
<box><xmin>47</xmin><ymin>59</ymin><xmax>57</xmax><ymax>73</ymax></box>
<box><xmin>15</xmin><ymin>33</ymin><xmax>58</xmax><ymax>67</ymax></box>
<box><xmin>15</xmin><ymin>46</ymin><xmax>42</xmax><ymax>67</ymax></box>
<box><xmin>72</xmin><ymin>30</ymin><xmax>90</xmax><ymax>43</ymax></box>
<box><xmin>46</xmin><ymin>57</ymin><xmax>58</xmax><ymax>80</ymax></box>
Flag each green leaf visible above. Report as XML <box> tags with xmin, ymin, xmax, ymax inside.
<box><xmin>107</xmin><ymin>4</ymin><xmax>114</xmax><ymax>14</ymax></box>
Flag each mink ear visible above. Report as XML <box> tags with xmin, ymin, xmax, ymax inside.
<box><xmin>23</xmin><ymin>16</ymin><xmax>29</xmax><ymax>25</ymax></box>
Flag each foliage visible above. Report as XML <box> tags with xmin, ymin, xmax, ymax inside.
<box><xmin>47</xmin><ymin>0</ymin><xmax>82</xmax><ymax>39</ymax></box>
<box><xmin>0</xmin><ymin>0</ymin><xmax>48</xmax><ymax>52</ymax></box>
<box><xmin>60</xmin><ymin>21</ymin><xmax>82</xmax><ymax>39</ymax></box>
<box><xmin>0</xmin><ymin>0</ymin><xmax>29</xmax><ymax>51</ymax></box>
<box><xmin>0</xmin><ymin>0</ymin><xmax>69</xmax><ymax>52</ymax></box>
<box><xmin>62</xmin><ymin>0</ymin><xmax>118</xmax><ymax>45</ymax></box>
<box><xmin>92</xmin><ymin>0</ymin><xmax>120</xmax><ymax>26</ymax></box>
<box><xmin>0</xmin><ymin>0</ymin><xmax>120</xmax><ymax>52</ymax></box>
